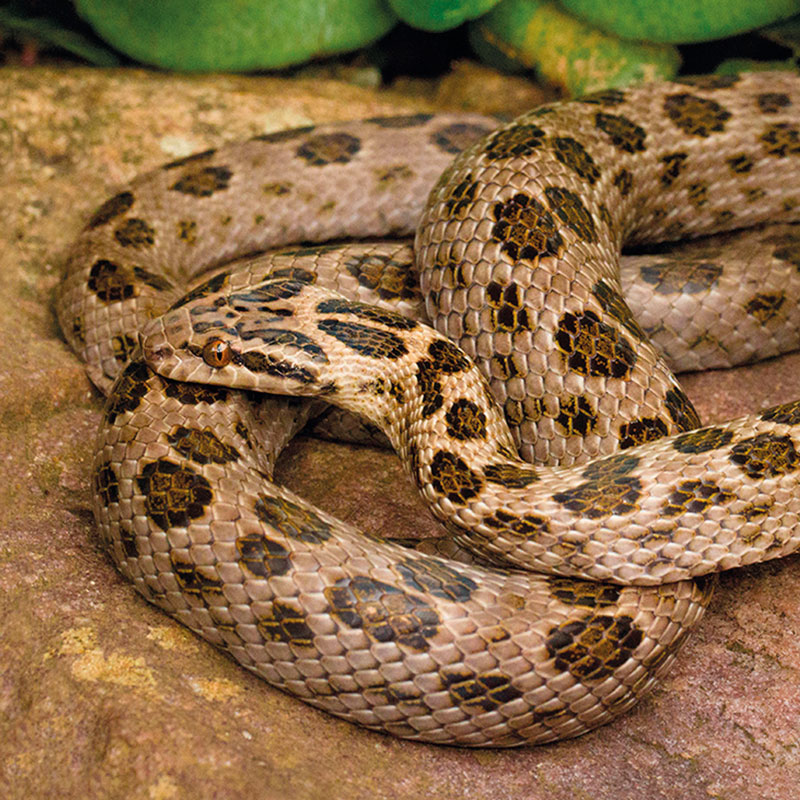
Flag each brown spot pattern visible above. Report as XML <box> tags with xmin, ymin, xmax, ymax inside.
<box><xmin>660</xmin><ymin>152</ymin><xmax>688</xmax><ymax>186</ymax></box>
<box><xmin>396</xmin><ymin>557</ymin><xmax>477</xmax><ymax>602</ymax></box>
<box><xmin>171</xmin><ymin>166</ymin><xmax>232</xmax><ymax>196</ymax></box>
<box><xmin>443</xmin><ymin>174</ymin><xmax>478</xmax><ymax>219</ymax></box>
<box><xmin>664</xmin><ymin>94</ymin><xmax>731</xmax><ymax>137</ymax></box>
<box><xmin>484</xmin><ymin>123</ymin><xmax>546</xmax><ymax>160</ymax></box>
<box><xmin>296</xmin><ymin>132</ymin><xmax>361</xmax><ymax>166</ymax></box>
<box><xmin>555</xmin><ymin>309</ymin><xmax>637</xmax><ymax>379</ymax></box>
<box><xmin>664</xmin><ymin>388</ymin><xmax>701</xmax><ymax>431</ymax></box>
<box><xmin>167</xmin><ymin>426</ymin><xmax>240</xmax><ymax>465</ymax></box>
<box><xmin>432</xmin><ymin>122</ymin><xmax>492</xmax><ymax>155</ymax></box>
<box><xmin>673</xmin><ymin>427</ymin><xmax>734</xmax><ymax>453</ymax></box>
<box><xmin>761</xmin><ymin>123</ymin><xmax>800</xmax><ymax>157</ymax></box>
<box><xmin>758</xmin><ymin>93</ymin><xmax>791</xmax><ymax>113</ymax></box>
<box><xmin>105</xmin><ymin>360</ymin><xmax>152</xmax><ymax>423</ymax></box>
<box><xmin>746</xmin><ymin>292</ymin><xmax>785</xmax><ymax>323</ymax></box>
<box><xmin>639</xmin><ymin>260</ymin><xmax>721</xmax><ymax>294</ymax></box>
<box><xmin>550</xmin><ymin>136</ymin><xmax>600</xmax><ymax>183</ymax></box>
<box><xmin>114</xmin><ymin>218</ymin><xmax>156</xmax><ymax>248</ymax></box>
<box><xmin>325</xmin><ymin>576</ymin><xmax>440</xmax><ymax>650</ymax></box>
<box><xmin>254</xmin><ymin>493</ymin><xmax>332</xmax><ymax>543</ymax></box>
<box><xmin>662</xmin><ymin>479</ymin><xmax>735</xmax><ymax>517</ymax></box>
<box><xmin>87</xmin><ymin>190</ymin><xmax>134</xmax><ymax>229</ymax></box>
<box><xmin>136</xmin><ymin>459</ymin><xmax>213</xmax><ymax>530</ymax></box>
<box><xmin>548</xmin><ymin>578</ymin><xmax>620</xmax><ymax>608</ymax></box>
<box><xmin>429</xmin><ymin>450</ymin><xmax>484</xmax><ymax>505</ymax></box>
<box><xmin>482</xmin><ymin>463</ymin><xmax>539</xmax><ymax>487</ymax></box>
<box><xmin>445</xmin><ymin>398</ymin><xmax>487</xmax><ymax>440</ymax></box>
<box><xmin>546</xmin><ymin>614</ymin><xmax>643</xmax><ymax>681</ymax></box>
<box><xmin>555</xmin><ymin>394</ymin><xmax>598</xmax><ymax>437</ymax></box>
<box><xmin>594</xmin><ymin>112</ymin><xmax>646</xmax><ymax>153</ymax></box>
<box><xmin>730</xmin><ymin>433</ymin><xmax>800</xmax><ymax>479</ymax></box>
<box><xmin>258</xmin><ymin>600</ymin><xmax>315</xmax><ymax>647</ymax></box>
<box><xmin>762</xmin><ymin>399</ymin><xmax>800</xmax><ymax>425</ymax></box>
<box><xmin>483</xmin><ymin>508</ymin><xmax>550</xmax><ymax>538</ymax></box>
<box><xmin>443</xmin><ymin>669</ymin><xmax>522</xmax><ymax>712</ymax></box>
<box><xmin>619</xmin><ymin>417</ymin><xmax>669</xmax><ymax>449</ymax></box>
<box><xmin>491</xmin><ymin>193</ymin><xmax>564</xmax><ymax>262</ymax></box>
<box><xmin>237</xmin><ymin>532</ymin><xmax>291</xmax><ymax>578</ymax></box>
<box><xmin>544</xmin><ymin>186</ymin><xmax>597</xmax><ymax>243</ymax></box>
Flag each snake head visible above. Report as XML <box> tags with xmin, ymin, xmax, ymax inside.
<box><xmin>140</xmin><ymin>278</ymin><xmax>331</xmax><ymax>395</ymax></box>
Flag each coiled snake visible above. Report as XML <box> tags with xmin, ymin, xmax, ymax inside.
<box><xmin>57</xmin><ymin>72</ymin><xmax>800</xmax><ymax>746</ymax></box>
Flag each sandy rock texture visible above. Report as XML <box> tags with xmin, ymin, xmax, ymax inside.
<box><xmin>1</xmin><ymin>66</ymin><xmax>798</xmax><ymax>800</ymax></box>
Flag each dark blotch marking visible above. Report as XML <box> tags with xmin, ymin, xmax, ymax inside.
<box><xmin>664</xmin><ymin>94</ymin><xmax>731</xmax><ymax>137</ymax></box>
<box><xmin>491</xmin><ymin>192</ymin><xmax>563</xmax><ymax>262</ymax></box>
<box><xmin>114</xmin><ymin>217</ymin><xmax>156</xmax><ymax>248</ymax></box>
<box><xmin>639</xmin><ymin>261</ymin><xmax>721</xmax><ymax>294</ymax></box>
<box><xmin>94</xmin><ymin>461</ymin><xmax>119</xmax><ymax>507</ymax></box>
<box><xmin>254</xmin><ymin>493</ymin><xmax>332</xmax><ymax>543</ymax></box>
<box><xmin>445</xmin><ymin>398</ymin><xmax>487</xmax><ymax>440</ymax></box>
<box><xmin>105</xmin><ymin>360</ymin><xmax>152</xmax><ymax>423</ymax></box>
<box><xmin>554</xmin><ymin>454</ymin><xmax>641</xmax><ymax>519</ymax></box>
<box><xmin>164</xmin><ymin>380</ymin><xmax>229</xmax><ymax>406</ymax></box>
<box><xmin>483</xmin><ymin>508</ymin><xmax>549</xmax><ymax>539</ymax></box>
<box><xmin>746</xmin><ymin>292</ymin><xmax>785</xmax><ymax>323</ymax></box>
<box><xmin>133</xmin><ymin>266</ymin><xmax>174</xmax><ymax>292</ymax></box>
<box><xmin>325</xmin><ymin>576</ymin><xmax>440</xmax><ymax>650</ymax></box>
<box><xmin>483</xmin><ymin>123</ymin><xmax>546</xmax><ymax>160</ymax></box>
<box><xmin>415</xmin><ymin>340</ymin><xmax>472</xmax><ymax>417</ymax></box>
<box><xmin>660</xmin><ymin>152</ymin><xmax>688</xmax><ymax>186</ymax></box>
<box><xmin>442</xmin><ymin>669</ymin><xmax>522</xmax><ymax>712</ymax></box>
<box><xmin>482</xmin><ymin>463</ymin><xmax>539</xmax><ymax>487</ymax></box>
<box><xmin>88</xmin><ymin>259</ymin><xmax>137</xmax><ymax>303</ymax></box>
<box><xmin>762</xmin><ymin>399</ymin><xmax>800</xmax><ymax>425</ymax></box>
<box><xmin>555</xmin><ymin>309</ymin><xmax>637</xmax><ymax>379</ymax></box>
<box><xmin>236</xmin><ymin>532</ymin><xmax>291</xmax><ymax>578</ymax></box>
<box><xmin>428</xmin><ymin>450</ymin><xmax>484</xmax><ymax>505</ymax></box>
<box><xmin>345</xmin><ymin>253</ymin><xmax>417</xmax><ymax>301</ymax></box>
<box><xmin>316</xmin><ymin>297</ymin><xmax>418</xmax><ymax>330</ymax></box>
<box><xmin>673</xmin><ymin>426</ymin><xmax>733</xmax><ymax>453</ymax></box>
<box><xmin>544</xmin><ymin>186</ymin><xmax>597</xmax><ymax>243</ymax></box>
<box><xmin>662</xmin><ymin>479</ymin><xmax>735</xmax><ymax>518</ymax></box>
<box><xmin>167</xmin><ymin>426</ymin><xmax>240</xmax><ymax>465</ymax></box>
<box><xmin>366</xmin><ymin>113</ymin><xmax>433</xmax><ymax>127</ymax></box>
<box><xmin>87</xmin><ymin>190</ymin><xmax>134</xmax><ymax>229</ymax></box>
<box><xmin>136</xmin><ymin>459</ymin><xmax>213</xmax><ymax>530</ymax></box>
<box><xmin>687</xmin><ymin>182</ymin><xmax>708</xmax><ymax>208</ymax></box>
<box><xmin>258</xmin><ymin>600</ymin><xmax>315</xmax><ymax>647</ymax></box>
<box><xmin>761</xmin><ymin>123</ymin><xmax>800</xmax><ymax>157</ymax></box>
<box><xmin>578</xmin><ymin>88</ymin><xmax>626</xmax><ymax>105</ymax></box>
<box><xmin>251</xmin><ymin>126</ymin><xmax>315</xmax><ymax>143</ymax></box>
<box><xmin>593</xmin><ymin>279</ymin><xmax>645</xmax><ymax>339</ymax></box>
<box><xmin>317</xmin><ymin>318</ymin><xmax>407</xmax><ymax>359</ymax></box>
<box><xmin>555</xmin><ymin>394</ymin><xmax>598</xmax><ymax>437</ymax></box>
<box><xmin>169</xmin><ymin>271</ymin><xmax>230</xmax><ymax>310</ymax></box>
<box><xmin>594</xmin><ymin>112</ymin><xmax>646</xmax><ymax>153</ymax></box>
<box><xmin>730</xmin><ymin>433</ymin><xmax>800</xmax><ymax>479</ymax></box>
<box><xmin>758</xmin><ymin>93</ymin><xmax>791</xmax><ymax>114</ymax></box>
<box><xmin>296</xmin><ymin>132</ymin><xmax>361</xmax><ymax>166</ymax></box>
<box><xmin>162</xmin><ymin>148</ymin><xmax>217</xmax><ymax>169</ymax></box>
<box><xmin>170</xmin><ymin>166</ymin><xmax>232</xmax><ymax>197</ymax></box>
<box><xmin>443</xmin><ymin>174</ymin><xmax>478</xmax><ymax>219</ymax></box>
<box><xmin>727</xmin><ymin>153</ymin><xmax>753</xmax><ymax>173</ymax></box>
<box><xmin>111</xmin><ymin>333</ymin><xmax>137</xmax><ymax>363</ymax></box>
<box><xmin>550</xmin><ymin>136</ymin><xmax>600</xmax><ymax>183</ymax></box>
<box><xmin>619</xmin><ymin>417</ymin><xmax>668</xmax><ymax>449</ymax></box>
<box><xmin>486</xmin><ymin>281</ymin><xmax>532</xmax><ymax>333</ymax></box>
<box><xmin>396</xmin><ymin>557</ymin><xmax>477</xmax><ymax>602</ymax></box>
<box><xmin>665</xmin><ymin>387</ymin><xmax>701</xmax><ymax>431</ymax></box>
<box><xmin>548</xmin><ymin>578</ymin><xmax>621</xmax><ymax>608</ymax></box>
<box><xmin>169</xmin><ymin>553</ymin><xmax>223</xmax><ymax>598</ymax></box>
<box><xmin>546</xmin><ymin>614</ymin><xmax>645</xmax><ymax>681</ymax></box>
<box><xmin>613</xmin><ymin>168</ymin><xmax>633</xmax><ymax>196</ymax></box>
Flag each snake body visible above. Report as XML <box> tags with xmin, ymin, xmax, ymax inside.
<box><xmin>58</xmin><ymin>72</ymin><xmax>800</xmax><ymax>746</ymax></box>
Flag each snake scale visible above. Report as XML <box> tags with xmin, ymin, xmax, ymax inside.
<box><xmin>57</xmin><ymin>72</ymin><xmax>800</xmax><ymax>747</ymax></box>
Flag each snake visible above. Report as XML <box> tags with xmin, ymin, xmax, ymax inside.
<box><xmin>56</xmin><ymin>71</ymin><xmax>800</xmax><ymax>747</ymax></box>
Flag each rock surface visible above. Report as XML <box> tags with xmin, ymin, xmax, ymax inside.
<box><xmin>1</xmin><ymin>66</ymin><xmax>798</xmax><ymax>800</ymax></box>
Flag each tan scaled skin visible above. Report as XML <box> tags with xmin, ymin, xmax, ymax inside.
<box><xmin>59</xmin><ymin>73</ymin><xmax>800</xmax><ymax>746</ymax></box>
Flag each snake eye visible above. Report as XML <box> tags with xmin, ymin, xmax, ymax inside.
<box><xmin>202</xmin><ymin>338</ymin><xmax>232</xmax><ymax>368</ymax></box>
